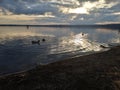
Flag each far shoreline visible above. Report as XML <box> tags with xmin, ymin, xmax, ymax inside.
<box><xmin>0</xmin><ymin>23</ymin><xmax>120</xmax><ymax>29</ymax></box>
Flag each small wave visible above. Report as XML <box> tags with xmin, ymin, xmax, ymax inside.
<box><xmin>49</xmin><ymin>32</ymin><xmax>108</xmax><ymax>55</ymax></box>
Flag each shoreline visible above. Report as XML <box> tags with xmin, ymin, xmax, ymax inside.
<box><xmin>0</xmin><ymin>46</ymin><xmax>120</xmax><ymax>90</ymax></box>
<box><xmin>0</xmin><ymin>47</ymin><xmax>110</xmax><ymax>77</ymax></box>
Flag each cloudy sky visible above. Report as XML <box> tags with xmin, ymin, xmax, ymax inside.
<box><xmin>0</xmin><ymin>0</ymin><xmax>120</xmax><ymax>25</ymax></box>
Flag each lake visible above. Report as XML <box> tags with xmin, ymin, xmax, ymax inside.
<box><xmin>0</xmin><ymin>26</ymin><xmax>120</xmax><ymax>75</ymax></box>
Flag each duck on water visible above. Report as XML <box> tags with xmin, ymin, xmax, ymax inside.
<box><xmin>31</xmin><ymin>40</ymin><xmax>40</xmax><ymax>45</ymax></box>
<box><xmin>31</xmin><ymin>39</ymin><xmax>46</xmax><ymax>45</ymax></box>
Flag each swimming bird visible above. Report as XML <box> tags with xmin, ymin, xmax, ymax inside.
<box><xmin>100</xmin><ymin>45</ymin><xmax>107</xmax><ymax>48</ymax></box>
<box><xmin>31</xmin><ymin>40</ymin><xmax>40</xmax><ymax>45</ymax></box>
<box><xmin>42</xmin><ymin>38</ymin><xmax>46</xmax><ymax>42</ymax></box>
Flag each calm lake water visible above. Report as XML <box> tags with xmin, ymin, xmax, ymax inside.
<box><xmin>0</xmin><ymin>26</ymin><xmax>120</xmax><ymax>75</ymax></box>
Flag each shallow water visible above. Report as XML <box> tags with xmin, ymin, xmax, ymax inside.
<box><xmin>0</xmin><ymin>26</ymin><xmax>120</xmax><ymax>75</ymax></box>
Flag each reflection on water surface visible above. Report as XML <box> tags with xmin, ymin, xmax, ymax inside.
<box><xmin>0</xmin><ymin>26</ymin><xmax>120</xmax><ymax>75</ymax></box>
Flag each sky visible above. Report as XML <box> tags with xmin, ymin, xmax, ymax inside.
<box><xmin>0</xmin><ymin>0</ymin><xmax>120</xmax><ymax>25</ymax></box>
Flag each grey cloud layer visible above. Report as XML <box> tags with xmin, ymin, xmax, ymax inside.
<box><xmin>0</xmin><ymin>0</ymin><xmax>118</xmax><ymax>14</ymax></box>
<box><xmin>0</xmin><ymin>0</ymin><xmax>120</xmax><ymax>24</ymax></box>
<box><xmin>0</xmin><ymin>0</ymin><xmax>59</xmax><ymax>15</ymax></box>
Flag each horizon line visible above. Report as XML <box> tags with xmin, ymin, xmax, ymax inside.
<box><xmin>0</xmin><ymin>23</ymin><xmax>120</xmax><ymax>29</ymax></box>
